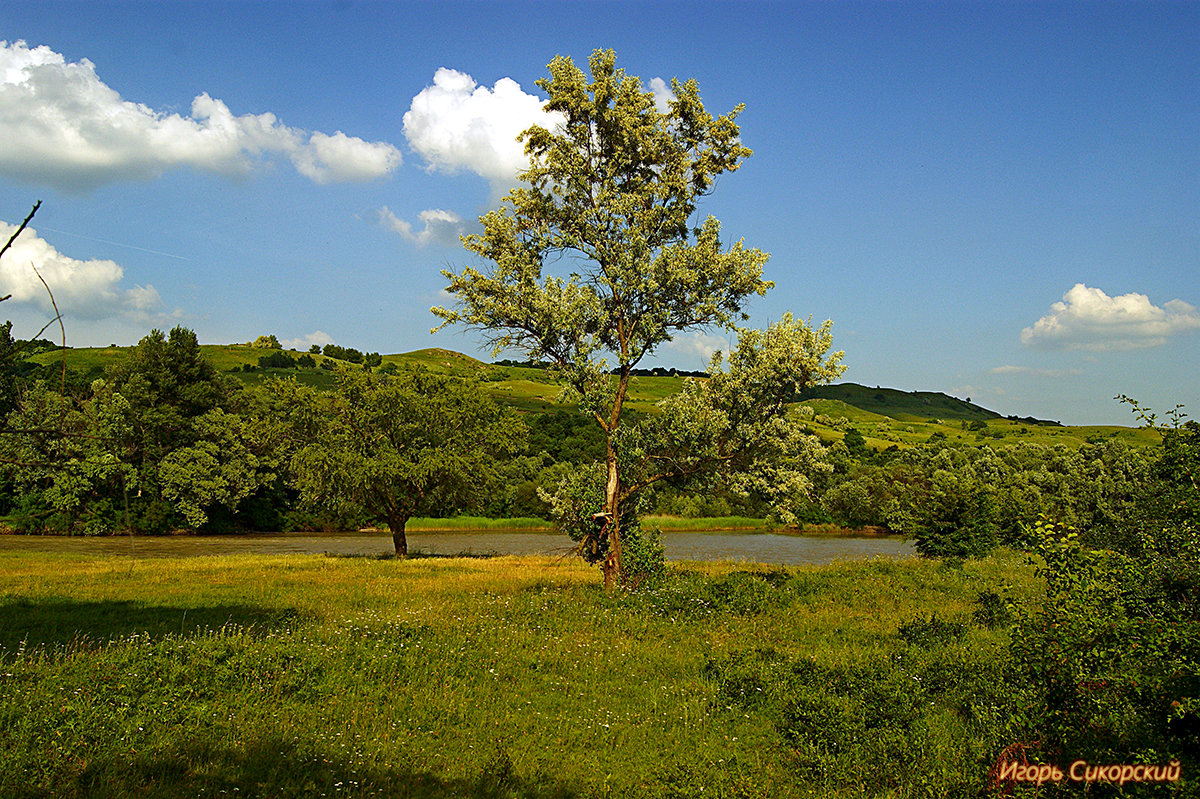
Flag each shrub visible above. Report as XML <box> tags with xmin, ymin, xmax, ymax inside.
<box><xmin>1007</xmin><ymin>516</ymin><xmax>1199</xmax><ymax>774</ymax></box>
<box><xmin>619</xmin><ymin>523</ymin><xmax>665</xmax><ymax>586</ymax></box>
<box><xmin>971</xmin><ymin>590</ymin><xmax>1012</xmax><ymax>629</ymax></box>
<box><xmin>257</xmin><ymin>351</ymin><xmax>296</xmax><ymax>369</ymax></box>
<box><xmin>250</xmin><ymin>334</ymin><xmax>281</xmax><ymax>349</ymax></box>
<box><xmin>890</xmin><ymin>469</ymin><xmax>997</xmax><ymax>558</ymax></box>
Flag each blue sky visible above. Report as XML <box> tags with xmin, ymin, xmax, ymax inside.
<box><xmin>0</xmin><ymin>0</ymin><xmax>1196</xmax><ymax>425</ymax></box>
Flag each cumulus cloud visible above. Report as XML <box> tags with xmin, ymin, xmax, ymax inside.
<box><xmin>662</xmin><ymin>330</ymin><xmax>730</xmax><ymax>365</ymax></box>
<box><xmin>123</xmin><ymin>283</ymin><xmax>163</xmax><ymax>310</ymax></box>
<box><xmin>0</xmin><ymin>219</ymin><xmax>161</xmax><ymax>318</ymax></box>
<box><xmin>0</xmin><ymin>40</ymin><xmax>401</xmax><ymax>191</ymax></box>
<box><xmin>377</xmin><ymin>206</ymin><xmax>465</xmax><ymax>247</ymax></box>
<box><xmin>290</xmin><ymin>131</ymin><xmax>402</xmax><ymax>184</ymax></box>
<box><xmin>280</xmin><ymin>330</ymin><xmax>334</xmax><ymax>351</ymax></box>
<box><xmin>1021</xmin><ymin>283</ymin><xmax>1200</xmax><ymax>351</ymax></box>
<box><xmin>403</xmin><ymin>67</ymin><xmax>563</xmax><ymax>193</ymax></box>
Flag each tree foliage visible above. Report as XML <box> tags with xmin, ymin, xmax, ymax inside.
<box><xmin>1</xmin><ymin>327</ymin><xmax>276</xmax><ymax>533</ymax></box>
<box><xmin>435</xmin><ymin>49</ymin><xmax>842</xmax><ymax>586</ymax></box>
<box><xmin>271</xmin><ymin>368</ymin><xmax>523</xmax><ymax>556</ymax></box>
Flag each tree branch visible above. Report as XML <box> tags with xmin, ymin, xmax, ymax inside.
<box><xmin>30</xmin><ymin>263</ymin><xmax>67</xmax><ymax>399</ymax></box>
<box><xmin>0</xmin><ymin>201</ymin><xmax>41</xmax><ymax>281</ymax></box>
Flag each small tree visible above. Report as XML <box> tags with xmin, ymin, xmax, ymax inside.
<box><xmin>435</xmin><ymin>50</ymin><xmax>842</xmax><ymax>586</ymax></box>
<box><xmin>251</xmin><ymin>334</ymin><xmax>281</xmax><ymax>349</ymax></box>
<box><xmin>273</xmin><ymin>369</ymin><xmax>523</xmax><ymax>556</ymax></box>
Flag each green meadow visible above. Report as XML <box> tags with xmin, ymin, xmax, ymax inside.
<box><xmin>0</xmin><ymin>549</ymin><xmax>1038</xmax><ymax>798</ymax></box>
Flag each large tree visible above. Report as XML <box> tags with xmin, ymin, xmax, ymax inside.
<box><xmin>272</xmin><ymin>368</ymin><xmax>523</xmax><ymax>556</ymax></box>
<box><xmin>434</xmin><ymin>50</ymin><xmax>843</xmax><ymax>586</ymax></box>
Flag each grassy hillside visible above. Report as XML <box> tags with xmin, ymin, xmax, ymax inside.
<box><xmin>798</xmin><ymin>382</ymin><xmax>1003</xmax><ymax>423</ymax></box>
<box><xmin>26</xmin><ymin>344</ymin><xmax>1155</xmax><ymax>449</ymax></box>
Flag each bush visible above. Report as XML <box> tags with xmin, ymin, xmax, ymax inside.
<box><xmin>971</xmin><ymin>590</ymin><xmax>1012</xmax><ymax>629</ymax></box>
<box><xmin>250</xmin><ymin>334</ymin><xmax>281</xmax><ymax>349</ymax></box>
<box><xmin>1007</xmin><ymin>517</ymin><xmax>1199</xmax><ymax>773</ymax></box>
<box><xmin>538</xmin><ymin>463</ymin><xmax>665</xmax><ymax>586</ymax></box>
<box><xmin>619</xmin><ymin>523</ymin><xmax>665</xmax><ymax>586</ymax></box>
<box><xmin>897</xmin><ymin>614</ymin><xmax>965</xmax><ymax>647</ymax></box>
<box><xmin>891</xmin><ymin>469</ymin><xmax>997</xmax><ymax>558</ymax></box>
<box><xmin>257</xmin><ymin>351</ymin><xmax>296</xmax><ymax>369</ymax></box>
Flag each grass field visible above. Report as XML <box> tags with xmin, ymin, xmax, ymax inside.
<box><xmin>0</xmin><ymin>549</ymin><xmax>1038</xmax><ymax>797</ymax></box>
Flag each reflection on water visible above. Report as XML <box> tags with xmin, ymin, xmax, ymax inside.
<box><xmin>0</xmin><ymin>530</ymin><xmax>914</xmax><ymax>566</ymax></box>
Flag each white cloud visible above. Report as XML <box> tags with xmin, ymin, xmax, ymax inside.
<box><xmin>0</xmin><ymin>219</ymin><xmax>160</xmax><ymax>318</ymax></box>
<box><xmin>989</xmin><ymin>365</ymin><xmax>1083</xmax><ymax>377</ymax></box>
<box><xmin>123</xmin><ymin>284</ymin><xmax>162</xmax><ymax>310</ymax></box>
<box><xmin>662</xmin><ymin>330</ymin><xmax>730</xmax><ymax>365</ymax></box>
<box><xmin>403</xmin><ymin>67</ymin><xmax>563</xmax><ymax>194</ymax></box>
<box><xmin>377</xmin><ymin>206</ymin><xmax>465</xmax><ymax>247</ymax></box>
<box><xmin>0</xmin><ymin>40</ymin><xmax>401</xmax><ymax>190</ymax></box>
<box><xmin>1021</xmin><ymin>283</ymin><xmax>1200</xmax><ymax>351</ymax></box>
<box><xmin>291</xmin><ymin>131</ymin><xmax>402</xmax><ymax>185</ymax></box>
<box><xmin>647</xmin><ymin>77</ymin><xmax>674</xmax><ymax>113</ymax></box>
<box><xmin>279</xmin><ymin>330</ymin><xmax>335</xmax><ymax>352</ymax></box>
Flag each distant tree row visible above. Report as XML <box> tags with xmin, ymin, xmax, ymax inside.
<box><xmin>491</xmin><ymin>358</ymin><xmax>708</xmax><ymax>379</ymax></box>
<box><xmin>247</xmin><ymin>334</ymin><xmax>384</xmax><ymax>368</ymax></box>
<box><xmin>318</xmin><ymin>343</ymin><xmax>381</xmax><ymax>367</ymax></box>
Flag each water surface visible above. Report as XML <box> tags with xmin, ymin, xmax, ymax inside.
<box><xmin>0</xmin><ymin>530</ymin><xmax>914</xmax><ymax>566</ymax></box>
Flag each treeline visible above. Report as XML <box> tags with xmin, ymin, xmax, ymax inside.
<box><xmin>493</xmin><ymin>358</ymin><xmax>708</xmax><ymax>378</ymax></box>
<box><xmin>0</xmin><ymin>326</ymin><xmax>611</xmax><ymax>534</ymax></box>
<box><xmin>808</xmin><ymin>427</ymin><xmax>1155</xmax><ymax>557</ymax></box>
<box><xmin>0</xmin><ymin>324</ymin><xmax>1188</xmax><ymax>558</ymax></box>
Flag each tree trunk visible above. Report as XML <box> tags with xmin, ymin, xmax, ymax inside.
<box><xmin>389</xmin><ymin>513</ymin><xmax>409</xmax><ymax>557</ymax></box>
<box><xmin>602</xmin><ymin>440</ymin><xmax>623</xmax><ymax>590</ymax></box>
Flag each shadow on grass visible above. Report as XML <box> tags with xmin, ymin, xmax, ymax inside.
<box><xmin>0</xmin><ymin>598</ymin><xmax>300</xmax><ymax>652</ymax></box>
<box><xmin>41</xmin><ymin>737</ymin><xmax>580</xmax><ymax>799</ymax></box>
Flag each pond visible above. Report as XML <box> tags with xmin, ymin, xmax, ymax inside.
<box><xmin>0</xmin><ymin>530</ymin><xmax>915</xmax><ymax>566</ymax></box>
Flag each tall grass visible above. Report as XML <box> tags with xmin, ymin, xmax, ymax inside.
<box><xmin>0</xmin><ymin>550</ymin><xmax>1039</xmax><ymax>797</ymax></box>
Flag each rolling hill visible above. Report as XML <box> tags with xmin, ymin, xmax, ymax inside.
<box><xmin>24</xmin><ymin>343</ymin><xmax>1157</xmax><ymax>450</ymax></box>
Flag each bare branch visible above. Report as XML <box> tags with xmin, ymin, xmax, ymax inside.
<box><xmin>0</xmin><ymin>201</ymin><xmax>42</xmax><ymax>273</ymax></box>
<box><xmin>30</xmin><ymin>263</ymin><xmax>67</xmax><ymax>399</ymax></box>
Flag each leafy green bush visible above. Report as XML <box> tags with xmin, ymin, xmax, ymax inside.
<box><xmin>994</xmin><ymin>409</ymin><xmax>1198</xmax><ymax>788</ymax></box>
<box><xmin>538</xmin><ymin>463</ymin><xmax>664</xmax><ymax>585</ymax></box>
<box><xmin>971</xmin><ymin>590</ymin><xmax>1012</xmax><ymax>629</ymax></box>
<box><xmin>706</xmin><ymin>644</ymin><xmax>1011</xmax><ymax>794</ymax></box>
<box><xmin>619</xmin><ymin>522</ymin><xmax>666</xmax><ymax>585</ymax></box>
<box><xmin>891</xmin><ymin>468</ymin><xmax>997</xmax><ymax>558</ymax></box>
<box><xmin>257</xmin><ymin>351</ymin><xmax>296</xmax><ymax>369</ymax></box>
<box><xmin>1007</xmin><ymin>516</ymin><xmax>1198</xmax><ymax>783</ymax></box>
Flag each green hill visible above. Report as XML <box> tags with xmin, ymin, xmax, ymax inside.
<box><xmin>798</xmin><ymin>383</ymin><xmax>1008</xmax><ymax>423</ymax></box>
<box><xmin>24</xmin><ymin>344</ymin><xmax>1155</xmax><ymax>449</ymax></box>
